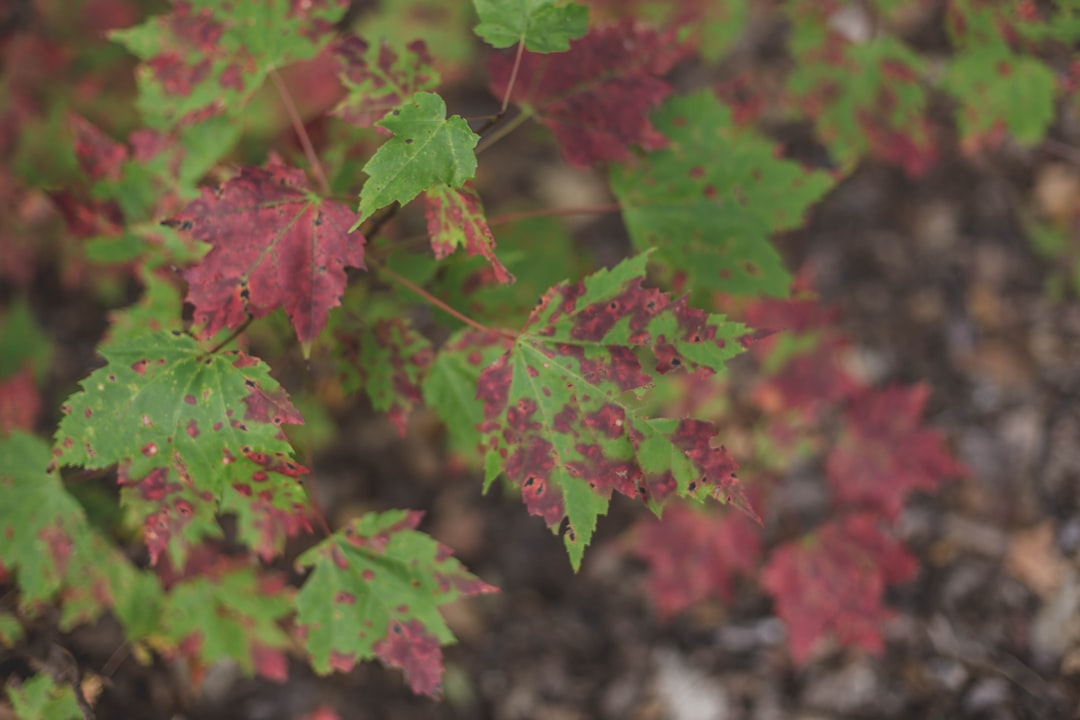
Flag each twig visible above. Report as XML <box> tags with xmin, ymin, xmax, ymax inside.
<box><xmin>270</xmin><ymin>69</ymin><xmax>331</xmax><ymax>197</ymax></box>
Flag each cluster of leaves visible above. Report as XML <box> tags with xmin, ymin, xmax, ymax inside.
<box><xmin>0</xmin><ymin>0</ymin><xmax>1033</xmax><ymax>713</ymax></box>
<box><xmin>629</xmin><ymin>282</ymin><xmax>966</xmax><ymax>662</ymax></box>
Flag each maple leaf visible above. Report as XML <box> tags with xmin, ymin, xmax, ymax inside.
<box><xmin>5</xmin><ymin>674</ymin><xmax>83</xmax><ymax>720</ymax></box>
<box><xmin>424</xmin><ymin>183</ymin><xmax>512</xmax><ymax>284</ymax></box>
<box><xmin>826</xmin><ymin>385</ymin><xmax>966</xmax><ymax>519</ymax></box>
<box><xmin>110</xmin><ymin>0</ymin><xmax>349</xmax><ymax>128</ymax></box>
<box><xmin>356</xmin><ymin>92</ymin><xmax>479</xmax><ymax>224</ymax></box>
<box><xmin>0</xmin><ymin>432</ymin><xmax>93</xmax><ymax>604</ymax></box>
<box><xmin>0</xmin><ymin>432</ymin><xmax>163</xmax><ymax>638</ymax></box>
<box><xmin>473</xmin><ymin>0</ymin><xmax>589</xmax><ymax>52</ymax></box>
<box><xmin>332</xmin><ymin>36</ymin><xmax>441</xmax><ymax>131</ymax></box>
<box><xmin>629</xmin><ymin>503</ymin><xmax>761</xmax><ymax>619</ymax></box>
<box><xmin>761</xmin><ymin>514</ymin><xmax>918</xmax><ymax>664</ymax></box>
<box><xmin>477</xmin><ymin>253</ymin><xmax>754</xmax><ymax>569</ymax></box>
<box><xmin>785</xmin><ymin>3</ymin><xmax>933</xmax><ymax>174</ymax></box>
<box><xmin>295</xmin><ymin>509</ymin><xmax>496</xmax><ymax>696</ymax></box>
<box><xmin>338</xmin><ymin>315</ymin><xmax>434</xmax><ymax>436</ymax></box>
<box><xmin>51</xmin><ymin>331</ymin><xmax>312</xmax><ymax>565</ymax></box>
<box><xmin>611</xmin><ymin>91</ymin><xmax>833</xmax><ymax>297</ymax></box>
<box><xmin>488</xmin><ymin>22</ymin><xmax>686</xmax><ymax>167</ymax></box>
<box><xmin>165</xmin><ymin>159</ymin><xmax>366</xmax><ymax>345</ymax></box>
<box><xmin>163</xmin><ymin>566</ymin><xmax>293</xmax><ymax>678</ymax></box>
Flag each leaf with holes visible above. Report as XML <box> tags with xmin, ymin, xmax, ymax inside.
<box><xmin>163</xmin><ymin>566</ymin><xmax>293</xmax><ymax>677</ymax></box>
<box><xmin>473</xmin><ymin>0</ymin><xmax>588</xmax><ymax>52</ymax></box>
<box><xmin>165</xmin><ymin>159</ymin><xmax>366</xmax><ymax>345</ymax></box>
<box><xmin>611</xmin><ymin>92</ymin><xmax>833</xmax><ymax>297</ymax></box>
<box><xmin>477</xmin><ymin>253</ymin><xmax>754</xmax><ymax>570</ymax></box>
<box><xmin>424</xmin><ymin>183</ymin><xmax>512</xmax><ymax>284</ymax></box>
<box><xmin>333</xmin><ymin>37</ymin><xmax>441</xmax><ymax>132</ymax></box>
<box><xmin>110</xmin><ymin>0</ymin><xmax>349</xmax><ymax>128</ymax></box>
<box><xmin>761</xmin><ymin>514</ymin><xmax>918</xmax><ymax>664</ymax></box>
<box><xmin>488</xmin><ymin>22</ymin><xmax>686</xmax><ymax>167</ymax></box>
<box><xmin>52</xmin><ymin>331</ymin><xmax>312</xmax><ymax>566</ymax></box>
<box><xmin>826</xmin><ymin>385</ymin><xmax>966</xmax><ymax>520</ymax></box>
<box><xmin>295</xmin><ymin>509</ymin><xmax>496</xmax><ymax>696</ymax></box>
<box><xmin>356</xmin><ymin>92</ymin><xmax>479</xmax><ymax>224</ymax></box>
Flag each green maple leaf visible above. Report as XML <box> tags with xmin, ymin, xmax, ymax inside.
<box><xmin>1</xmin><ymin>432</ymin><xmax>165</xmax><ymax>637</ymax></box>
<box><xmin>295</xmin><ymin>509</ymin><xmax>496</xmax><ymax>696</ymax></box>
<box><xmin>0</xmin><ymin>432</ymin><xmax>92</xmax><ymax>604</ymax></box>
<box><xmin>6</xmin><ymin>674</ymin><xmax>82</xmax><ymax>720</ymax></box>
<box><xmin>944</xmin><ymin>50</ymin><xmax>1055</xmax><ymax>145</ymax></box>
<box><xmin>473</xmin><ymin>0</ymin><xmax>589</xmax><ymax>52</ymax></box>
<box><xmin>52</xmin><ymin>331</ymin><xmax>312</xmax><ymax>566</ymax></box>
<box><xmin>476</xmin><ymin>253</ymin><xmax>754</xmax><ymax>569</ymax></box>
<box><xmin>611</xmin><ymin>92</ymin><xmax>832</xmax><ymax>297</ymax></box>
<box><xmin>163</xmin><ymin>567</ymin><xmax>292</xmax><ymax>674</ymax></box>
<box><xmin>357</xmin><ymin>92</ymin><xmax>479</xmax><ymax>224</ymax></box>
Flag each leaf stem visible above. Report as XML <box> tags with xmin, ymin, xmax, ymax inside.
<box><xmin>369</xmin><ymin>257</ymin><xmax>516</xmax><ymax>339</ymax></box>
<box><xmin>270</xmin><ymin>69</ymin><xmax>331</xmax><ymax>197</ymax></box>
<box><xmin>476</xmin><ymin>111</ymin><xmax>530</xmax><ymax>154</ymax></box>
<box><xmin>205</xmin><ymin>317</ymin><xmax>253</xmax><ymax>355</ymax></box>
<box><xmin>500</xmin><ymin>39</ymin><xmax>528</xmax><ymax>114</ymax></box>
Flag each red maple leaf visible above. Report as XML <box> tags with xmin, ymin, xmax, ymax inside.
<box><xmin>630</xmin><ymin>503</ymin><xmax>761</xmax><ymax>619</ymax></box>
<box><xmin>761</xmin><ymin>514</ymin><xmax>918</xmax><ymax>664</ymax></box>
<box><xmin>826</xmin><ymin>385</ymin><xmax>966</xmax><ymax>518</ymax></box>
<box><xmin>488</xmin><ymin>22</ymin><xmax>687</xmax><ymax>167</ymax></box>
<box><xmin>167</xmin><ymin>159</ymin><xmax>366</xmax><ymax>344</ymax></box>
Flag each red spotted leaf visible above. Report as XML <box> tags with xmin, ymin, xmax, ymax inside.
<box><xmin>478</xmin><ymin>253</ymin><xmax>754</xmax><ymax>569</ymax></box>
<box><xmin>488</xmin><ymin>22</ymin><xmax>687</xmax><ymax>167</ymax></box>
<box><xmin>163</xmin><ymin>566</ymin><xmax>293</xmax><ymax>678</ymax></box>
<box><xmin>826</xmin><ymin>385</ymin><xmax>966</xmax><ymax>519</ymax></box>
<box><xmin>166</xmin><ymin>159</ymin><xmax>366</xmax><ymax>344</ymax></box>
<box><xmin>761</xmin><ymin>514</ymin><xmax>918</xmax><ymax>664</ymax></box>
<box><xmin>295</xmin><ymin>509</ymin><xmax>496</xmax><ymax>696</ymax></box>
<box><xmin>110</xmin><ymin>0</ymin><xmax>350</xmax><ymax>129</ymax></box>
<box><xmin>52</xmin><ymin>331</ymin><xmax>312</xmax><ymax>565</ymax></box>
<box><xmin>332</xmin><ymin>36</ymin><xmax>440</xmax><ymax>132</ymax></box>
<box><xmin>424</xmin><ymin>183</ymin><xmax>512</xmax><ymax>284</ymax></box>
<box><xmin>338</xmin><ymin>315</ymin><xmax>434</xmax><ymax>436</ymax></box>
<box><xmin>629</xmin><ymin>503</ymin><xmax>761</xmax><ymax>619</ymax></box>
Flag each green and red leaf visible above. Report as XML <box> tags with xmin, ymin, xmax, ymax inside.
<box><xmin>52</xmin><ymin>331</ymin><xmax>312</xmax><ymax>565</ymax></box>
<box><xmin>333</xmin><ymin>36</ymin><xmax>440</xmax><ymax>131</ymax></box>
<box><xmin>295</xmin><ymin>509</ymin><xmax>496</xmax><ymax>696</ymax></box>
<box><xmin>424</xmin><ymin>183</ymin><xmax>512</xmax><ymax>284</ymax></box>
<box><xmin>477</xmin><ymin>253</ymin><xmax>754</xmax><ymax>569</ymax></box>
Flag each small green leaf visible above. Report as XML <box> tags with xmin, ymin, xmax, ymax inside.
<box><xmin>473</xmin><ymin>0</ymin><xmax>588</xmax><ymax>52</ymax></box>
<box><xmin>357</xmin><ymin>92</ymin><xmax>479</xmax><ymax>224</ymax></box>
<box><xmin>6</xmin><ymin>674</ymin><xmax>83</xmax><ymax>720</ymax></box>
